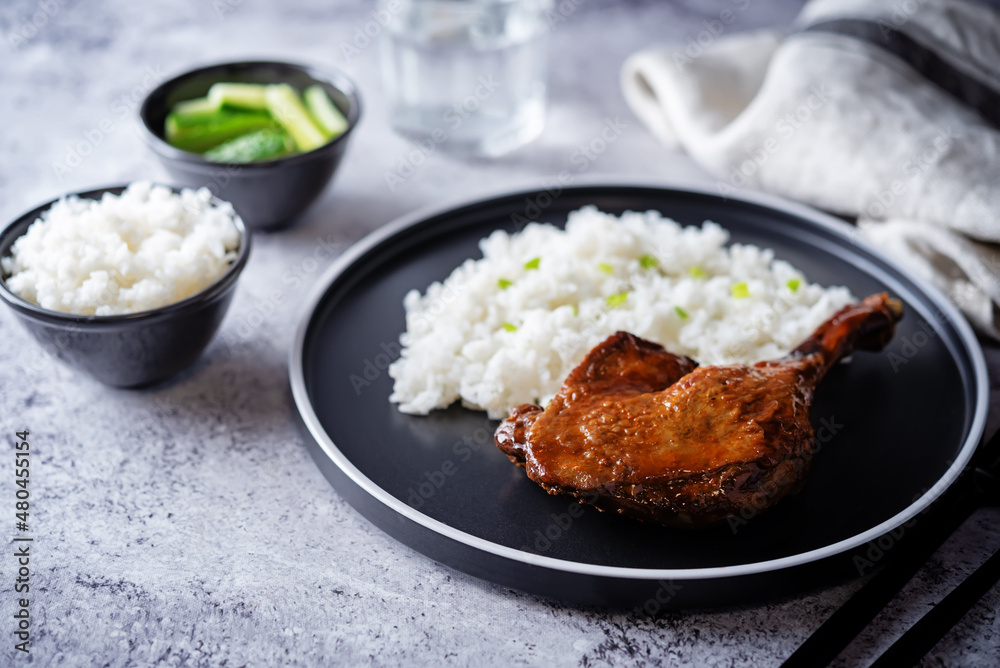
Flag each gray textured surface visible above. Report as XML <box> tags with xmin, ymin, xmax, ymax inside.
<box><xmin>0</xmin><ymin>0</ymin><xmax>998</xmax><ymax>666</ymax></box>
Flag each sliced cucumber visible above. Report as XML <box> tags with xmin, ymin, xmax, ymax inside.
<box><xmin>203</xmin><ymin>129</ymin><xmax>295</xmax><ymax>163</ymax></box>
<box><xmin>304</xmin><ymin>85</ymin><xmax>348</xmax><ymax>138</ymax></box>
<box><xmin>170</xmin><ymin>96</ymin><xmax>223</xmax><ymax>123</ymax></box>
<box><xmin>208</xmin><ymin>82</ymin><xmax>269</xmax><ymax>111</ymax></box>
<box><xmin>265</xmin><ymin>84</ymin><xmax>327</xmax><ymax>152</ymax></box>
<box><xmin>165</xmin><ymin>110</ymin><xmax>275</xmax><ymax>153</ymax></box>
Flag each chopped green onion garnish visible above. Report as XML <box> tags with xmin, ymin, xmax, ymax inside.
<box><xmin>732</xmin><ymin>282</ymin><xmax>749</xmax><ymax>299</ymax></box>
<box><xmin>524</xmin><ymin>257</ymin><xmax>540</xmax><ymax>270</ymax></box>
<box><xmin>502</xmin><ymin>323</ymin><xmax>517</xmax><ymax>332</ymax></box>
<box><xmin>674</xmin><ymin>306</ymin><xmax>689</xmax><ymax>319</ymax></box>
<box><xmin>787</xmin><ymin>278</ymin><xmax>802</xmax><ymax>292</ymax></box>
<box><xmin>639</xmin><ymin>254</ymin><xmax>659</xmax><ymax>269</ymax></box>
<box><xmin>498</xmin><ymin>278</ymin><xmax>513</xmax><ymax>290</ymax></box>
<box><xmin>598</xmin><ymin>263</ymin><xmax>614</xmax><ymax>275</ymax></box>
<box><xmin>572</xmin><ymin>305</ymin><xmax>579</xmax><ymax>316</ymax></box>
<box><xmin>606</xmin><ymin>292</ymin><xmax>628</xmax><ymax>308</ymax></box>
<box><xmin>689</xmin><ymin>266</ymin><xmax>706</xmax><ymax>278</ymax></box>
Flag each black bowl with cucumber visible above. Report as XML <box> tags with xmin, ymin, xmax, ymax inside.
<box><xmin>140</xmin><ymin>61</ymin><xmax>361</xmax><ymax>231</ymax></box>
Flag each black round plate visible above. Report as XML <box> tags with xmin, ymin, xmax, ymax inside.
<box><xmin>290</xmin><ymin>183</ymin><xmax>987</xmax><ymax>608</ymax></box>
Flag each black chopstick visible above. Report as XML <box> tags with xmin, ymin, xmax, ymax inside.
<box><xmin>869</xmin><ymin>543</ymin><xmax>1000</xmax><ymax>667</ymax></box>
<box><xmin>781</xmin><ymin>427</ymin><xmax>1000</xmax><ymax>668</ymax></box>
<box><xmin>780</xmin><ymin>485</ymin><xmax>977</xmax><ymax>668</ymax></box>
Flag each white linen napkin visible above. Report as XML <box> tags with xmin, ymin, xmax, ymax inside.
<box><xmin>621</xmin><ymin>0</ymin><xmax>1000</xmax><ymax>338</ymax></box>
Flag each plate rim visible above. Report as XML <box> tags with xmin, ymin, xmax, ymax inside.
<box><xmin>289</xmin><ymin>178</ymin><xmax>989</xmax><ymax>581</ymax></box>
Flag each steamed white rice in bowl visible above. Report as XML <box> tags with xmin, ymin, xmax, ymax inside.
<box><xmin>1</xmin><ymin>181</ymin><xmax>241</xmax><ymax>316</ymax></box>
<box><xmin>389</xmin><ymin>206</ymin><xmax>855</xmax><ymax>420</ymax></box>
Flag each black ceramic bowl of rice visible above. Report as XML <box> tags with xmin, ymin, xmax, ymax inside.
<box><xmin>0</xmin><ymin>183</ymin><xmax>251</xmax><ymax>387</ymax></box>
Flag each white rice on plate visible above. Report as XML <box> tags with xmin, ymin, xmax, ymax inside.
<box><xmin>2</xmin><ymin>181</ymin><xmax>240</xmax><ymax>316</ymax></box>
<box><xmin>389</xmin><ymin>206</ymin><xmax>854</xmax><ymax>419</ymax></box>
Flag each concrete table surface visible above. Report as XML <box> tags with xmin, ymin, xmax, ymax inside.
<box><xmin>1</xmin><ymin>0</ymin><xmax>997</xmax><ymax>665</ymax></box>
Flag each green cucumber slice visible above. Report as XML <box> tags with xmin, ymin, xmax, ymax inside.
<box><xmin>165</xmin><ymin>110</ymin><xmax>275</xmax><ymax>153</ymax></box>
<box><xmin>265</xmin><ymin>84</ymin><xmax>327</xmax><ymax>152</ymax></box>
<box><xmin>170</xmin><ymin>96</ymin><xmax>223</xmax><ymax>123</ymax></box>
<box><xmin>203</xmin><ymin>129</ymin><xmax>295</xmax><ymax>163</ymax></box>
<box><xmin>207</xmin><ymin>83</ymin><xmax>269</xmax><ymax>111</ymax></box>
<box><xmin>303</xmin><ymin>85</ymin><xmax>348</xmax><ymax>138</ymax></box>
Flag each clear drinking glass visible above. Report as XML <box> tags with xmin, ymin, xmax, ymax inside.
<box><xmin>381</xmin><ymin>0</ymin><xmax>551</xmax><ymax>157</ymax></box>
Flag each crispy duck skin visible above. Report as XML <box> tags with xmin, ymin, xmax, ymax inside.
<box><xmin>495</xmin><ymin>293</ymin><xmax>904</xmax><ymax>527</ymax></box>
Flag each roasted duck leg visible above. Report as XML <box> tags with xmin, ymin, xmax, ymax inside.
<box><xmin>495</xmin><ymin>293</ymin><xmax>904</xmax><ymax>527</ymax></box>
